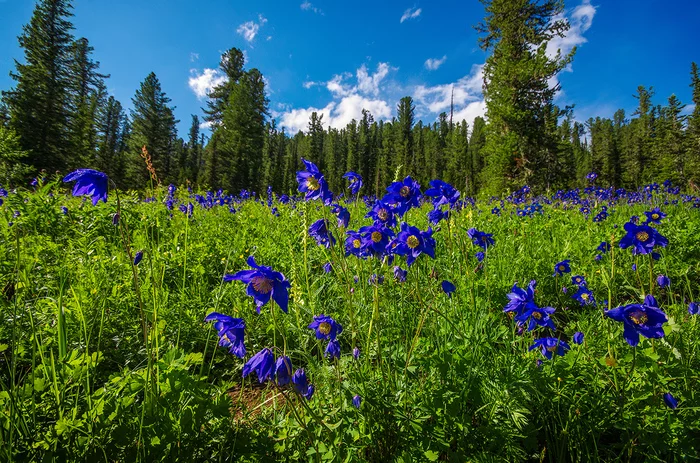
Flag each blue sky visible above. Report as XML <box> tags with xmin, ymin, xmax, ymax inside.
<box><xmin>0</xmin><ymin>0</ymin><xmax>698</xmax><ymax>136</ymax></box>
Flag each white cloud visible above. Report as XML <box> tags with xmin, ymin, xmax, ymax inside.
<box><xmin>188</xmin><ymin>68</ymin><xmax>227</xmax><ymax>100</ymax></box>
<box><xmin>400</xmin><ymin>7</ymin><xmax>422</xmax><ymax>23</ymax></box>
<box><xmin>237</xmin><ymin>14</ymin><xmax>268</xmax><ymax>43</ymax></box>
<box><xmin>199</xmin><ymin>120</ymin><xmax>214</xmax><ymax>130</ymax></box>
<box><xmin>414</xmin><ymin>64</ymin><xmax>483</xmax><ymax>114</ymax></box>
<box><xmin>278</xmin><ymin>96</ymin><xmax>392</xmax><ymax>134</ymax></box>
<box><xmin>424</xmin><ymin>55</ymin><xmax>447</xmax><ymax>71</ymax></box>
<box><xmin>546</xmin><ymin>0</ymin><xmax>596</xmax><ymax>64</ymax></box>
<box><xmin>189</xmin><ymin>52</ymin><xmax>199</xmax><ymax>62</ymax></box>
<box><xmin>302</xmin><ymin>81</ymin><xmax>317</xmax><ymax>89</ymax></box>
<box><xmin>300</xmin><ymin>1</ymin><xmax>323</xmax><ymax>14</ymax></box>
<box><xmin>356</xmin><ymin>63</ymin><xmax>392</xmax><ymax>96</ymax></box>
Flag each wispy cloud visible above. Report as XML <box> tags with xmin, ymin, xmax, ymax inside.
<box><xmin>189</xmin><ymin>52</ymin><xmax>199</xmax><ymax>62</ymax></box>
<box><xmin>300</xmin><ymin>1</ymin><xmax>323</xmax><ymax>15</ymax></box>
<box><xmin>424</xmin><ymin>55</ymin><xmax>447</xmax><ymax>71</ymax></box>
<box><xmin>400</xmin><ymin>6</ymin><xmax>422</xmax><ymax>23</ymax></box>
<box><xmin>188</xmin><ymin>68</ymin><xmax>227</xmax><ymax>100</ymax></box>
<box><xmin>236</xmin><ymin>14</ymin><xmax>268</xmax><ymax>43</ymax></box>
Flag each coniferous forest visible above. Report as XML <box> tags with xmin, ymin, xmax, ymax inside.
<box><xmin>1</xmin><ymin>0</ymin><xmax>700</xmax><ymax>195</ymax></box>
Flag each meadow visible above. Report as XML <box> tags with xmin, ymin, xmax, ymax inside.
<box><xmin>1</xmin><ymin>166</ymin><xmax>700</xmax><ymax>462</ymax></box>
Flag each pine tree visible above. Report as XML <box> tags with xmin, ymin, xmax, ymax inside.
<box><xmin>125</xmin><ymin>72</ymin><xmax>179</xmax><ymax>188</ymax></box>
<box><xmin>476</xmin><ymin>0</ymin><xmax>573</xmax><ymax>193</ymax></box>
<box><xmin>469</xmin><ymin>116</ymin><xmax>487</xmax><ymax>194</ymax></box>
<box><xmin>96</xmin><ymin>95</ymin><xmax>127</xmax><ymax>184</ymax></box>
<box><xmin>396</xmin><ymin>97</ymin><xmax>415</xmax><ymax>177</ymax></box>
<box><xmin>687</xmin><ymin>62</ymin><xmax>700</xmax><ymax>186</ymax></box>
<box><xmin>2</xmin><ymin>0</ymin><xmax>76</xmax><ymax>172</ymax></box>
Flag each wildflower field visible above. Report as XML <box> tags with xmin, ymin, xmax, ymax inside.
<box><xmin>2</xmin><ymin>166</ymin><xmax>700</xmax><ymax>462</ymax></box>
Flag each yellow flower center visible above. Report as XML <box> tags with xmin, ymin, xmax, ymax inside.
<box><xmin>399</xmin><ymin>186</ymin><xmax>411</xmax><ymax>197</ymax></box>
<box><xmin>532</xmin><ymin>312</ymin><xmax>542</xmax><ymax>320</ymax></box>
<box><xmin>636</xmin><ymin>231</ymin><xmax>649</xmax><ymax>242</ymax></box>
<box><xmin>251</xmin><ymin>276</ymin><xmax>273</xmax><ymax>294</ymax></box>
<box><xmin>319</xmin><ymin>322</ymin><xmax>331</xmax><ymax>335</ymax></box>
<box><xmin>353</xmin><ymin>239</ymin><xmax>362</xmax><ymax>249</ymax></box>
<box><xmin>546</xmin><ymin>345</ymin><xmax>557</xmax><ymax>352</ymax></box>
<box><xmin>371</xmin><ymin>231</ymin><xmax>382</xmax><ymax>243</ymax></box>
<box><xmin>306</xmin><ymin>176</ymin><xmax>320</xmax><ymax>191</ymax></box>
<box><xmin>558</xmin><ymin>265</ymin><xmax>565</xmax><ymax>271</ymax></box>
<box><xmin>377</xmin><ymin>209</ymin><xmax>389</xmax><ymax>221</ymax></box>
<box><xmin>581</xmin><ymin>293</ymin><xmax>589</xmax><ymax>301</ymax></box>
<box><xmin>629</xmin><ymin>310</ymin><xmax>648</xmax><ymax>325</ymax></box>
<box><xmin>652</xmin><ymin>213</ymin><xmax>659</xmax><ymax>220</ymax></box>
<box><xmin>406</xmin><ymin>235</ymin><xmax>420</xmax><ymax>249</ymax></box>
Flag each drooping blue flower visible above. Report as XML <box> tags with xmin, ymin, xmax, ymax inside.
<box><xmin>331</xmin><ymin>204</ymin><xmax>350</xmax><ymax>228</ymax></box>
<box><xmin>441</xmin><ymin>280</ymin><xmax>456</xmax><ymax>297</ymax></box>
<box><xmin>553</xmin><ymin>259</ymin><xmax>571</xmax><ymax>277</ymax></box>
<box><xmin>343</xmin><ymin>171</ymin><xmax>363</xmax><ymax>195</ymax></box>
<box><xmin>644</xmin><ymin>208</ymin><xmax>666</xmax><ymax>225</ymax></box>
<box><xmin>657</xmin><ymin>274</ymin><xmax>670</xmax><ymax>288</ymax></box>
<box><xmin>133</xmin><ymin>251</ymin><xmax>144</xmax><ymax>266</ymax></box>
<box><xmin>572</xmin><ymin>331</ymin><xmax>584</xmax><ymax>345</ymax></box>
<box><xmin>224</xmin><ymin>256</ymin><xmax>292</xmax><ymax>313</ymax></box>
<box><xmin>515</xmin><ymin>305</ymin><xmax>556</xmax><ymax>331</ymax></box>
<box><xmin>204</xmin><ymin>312</ymin><xmax>246</xmax><ymax>358</ymax></box>
<box><xmin>393</xmin><ymin>266</ymin><xmax>407</xmax><ymax>282</ymax></box>
<box><xmin>292</xmin><ymin>369</ymin><xmax>315</xmax><ymax>399</ymax></box>
<box><xmin>571</xmin><ymin>275</ymin><xmax>587</xmax><ymax>287</ymax></box>
<box><xmin>352</xmin><ymin>347</ymin><xmax>360</xmax><ymax>360</ymax></box>
<box><xmin>427</xmin><ymin>206</ymin><xmax>450</xmax><ymax>225</ymax></box>
<box><xmin>345</xmin><ymin>230</ymin><xmax>369</xmax><ymax>258</ymax></box>
<box><xmin>296</xmin><ymin>159</ymin><xmax>333</xmax><ymax>203</ymax></box>
<box><xmin>382</xmin><ymin>176</ymin><xmax>422</xmax><ymax>217</ymax></box>
<box><xmin>242</xmin><ymin>348</ymin><xmax>275</xmax><ymax>382</ymax></box>
<box><xmin>309</xmin><ymin>219</ymin><xmax>336</xmax><ymax>248</ymax></box>
<box><xmin>323</xmin><ymin>262</ymin><xmax>332</xmax><ymax>273</ymax></box>
<box><xmin>689</xmin><ymin>302</ymin><xmax>699</xmax><ymax>315</ymax></box>
<box><xmin>619</xmin><ymin>221</ymin><xmax>668</xmax><ymax>255</ymax></box>
<box><xmin>368</xmin><ymin>274</ymin><xmax>384</xmax><ymax>285</ymax></box>
<box><xmin>308</xmin><ymin>314</ymin><xmax>343</xmax><ymax>340</ymax></box>
<box><xmin>529</xmin><ymin>337</ymin><xmax>571</xmax><ymax>360</ymax></box>
<box><xmin>366</xmin><ymin>200</ymin><xmax>398</xmax><ymax>228</ymax></box>
<box><xmin>504</xmin><ymin>280</ymin><xmax>537</xmax><ymax>317</ymax></box>
<box><xmin>62</xmin><ymin>169</ymin><xmax>109</xmax><ymax>205</ymax></box>
<box><xmin>389</xmin><ymin>222</ymin><xmax>436</xmax><ymax>266</ymax></box>
<box><xmin>605</xmin><ymin>294</ymin><xmax>668</xmax><ymax>346</ymax></box>
<box><xmin>572</xmin><ymin>286</ymin><xmax>596</xmax><ymax>306</ymax></box>
<box><xmin>475</xmin><ymin>251</ymin><xmax>485</xmax><ymax>262</ymax></box>
<box><xmin>663</xmin><ymin>392</ymin><xmax>678</xmax><ymax>410</ymax></box>
<box><xmin>358</xmin><ymin>222</ymin><xmax>395</xmax><ymax>256</ymax></box>
<box><xmin>467</xmin><ymin>228</ymin><xmax>495</xmax><ymax>250</ymax></box>
<box><xmin>61</xmin><ymin>206</ymin><xmax>68</xmax><ymax>215</ymax></box>
<box><xmin>352</xmin><ymin>395</ymin><xmax>362</xmax><ymax>408</ymax></box>
<box><xmin>275</xmin><ymin>355</ymin><xmax>293</xmax><ymax>386</ymax></box>
<box><xmin>325</xmin><ymin>339</ymin><xmax>341</xmax><ymax>359</ymax></box>
<box><xmin>424</xmin><ymin>179</ymin><xmax>460</xmax><ymax>208</ymax></box>
<box><xmin>597</xmin><ymin>242</ymin><xmax>611</xmax><ymax>254</ymax></box>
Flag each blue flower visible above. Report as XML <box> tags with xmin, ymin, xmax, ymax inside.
<box><xmin>323</xmin><ymin>262</ymin><xmax>332</xmax><ymax>273</ymax></box>
<box><xmin>504</xmin><ymin>280</ymin><xmax>537</xmax><ymax>317</ymax></box>
<box><xmin>62</xmin><ymin>169</ymin><xmax>109</xmax><ymax>205</ymax></box>
<box><xmin>571</xmin><ymin>275</ymin><xmax>587</xmax><ymax>287</ymax></box>
<box><xmin>475</xmin><ymin>251</ymin><xmax>485</xmax><ymax>262</ymax></box>
<box><xmin>352</xmin><ymin>395</ymin><xmax>362</xmax><ymax>408</ymax></box>
<box><xmin>427</xmin><ymin>206</ymin><xmax>450</xmax><ymax>225</ymax></box>
<box><xmin>586</xmin><ymin>172</ymin><xmax>598</xmax><ymax>182</ymax></box>
<box><xmin>572</xmin><ymin>286</ymin><xmax>596</xmax><ymax>306</ymax></box>
<box><xmin>275</xmin><ymin>355</ymin><xmax>293</xmax><ymax>386</ymax></box>
<box><xmin>296</xmin><ymin>159</ymin><xmax>333</xmax><ymax>203</ymax></box>
<box><xmin>325</xmin><ymin>339</ymin><xmax>341</xmax><ymax>359</ymax></box>
<box><xmin>61</xmin><ymin>206</ymin><xmax>68</xmax><ymax>215</ymax></box>
<box><xmin>292</xmin><ymin>369</ymin><xmax>314</xmax><ymax>399</ymax></box>
<box><xmin>467</xmin><ymin>228</ymin><xmax>495</xmax><ymax>250</ymax></box>
<box><xmin>619</xmin><ymin>221</ymin><xmax>668</xmax><ymax>255</ymax></box>
<box><xmin>441</xmin><ymin>280</ymin><xmax>456</xmax><ymax>297</ymax></box>
<box><xmin>516</xmin><ymin>305</ymin><xmax>556</xmax><ymax>331</ymax></box>
<box><xmin>345</xmin><ymin>230</ymin><xmax>369</xmax><ymax>258</ymax></box>
<box><xmin>204</xmin><ymin>312</ymin><xmax>246</xmax><ymax>358</ymax></box>
<box><xmin>224</xmin><ymin>256</ymin><xmax>291</xmax><ymax>313</ymax></box>
<box><xmin>331</xmin><ymin>204</ymin><xmax>350</xmax><ymax>228</ymax></box>
<box><xmin>424</xmin><ymin>179</ymin><xmax>460</xmax><ymax>208</ymax></box>
<box><xmin>644</xmin><ymin>208</ymin><xmax>666</xmax><ymax>225</ymax></box>
<box><xmin>242</xmin><ymin>348</ymin><xmax>275</xmax><ymax>382</ymax></box>
<box><xmin>389</xmin><ymin>223</ymin><xmax>436</xmax><ymax>266</ymax></box>
<box><xmin>353</xmin><ymin>347</ymin><xmax>360</xmax><ymax>360</ymax></box>
<box><xmin>309</xmin><ymin>219</ymin><xmax>336</xmax><ymax>248</ymax></box>
<box><xmin>656</xmin><ymin>274</ymin><xmax>670</xmax><ymax>288</ymax></box>
<box><xmin>572</xmin><ymin>331</ymin><xmax>584</xmax><ymax>345</ymax></box>
<box><xmin>529</xmin><ymin>337</ymin><xmax>570</xmax><ymax>360</ymax></box>
<box><xmin>605</xmin><ymin>295</ymin><xmax>668</xmax><ymax>347</ymax></box>
<box><xmin>553</xmin><ymin>259</ymin><xmax>571</xmax><ymax>277</ymax></box>
<box><xmin>366</xmin><ymin>200</ymin><xmax>397</xmax><ymax>228</ymax></box>
<box><xmin>689</xmin><ymin>302</ymin><xmax>699</xmax><ymax>315</ymax></box>
<box><xmin>597</xmin><ymin>242</ymin><xmax>611</xmax><ymax>254</ymax></box>
<box><xmin>382</xmin><ymin>176</ymin><xmax>421</xmax><ymax>217</ymax></box>
<box><xmin>358</xmin><ymin>222</ymin><xmax>395</xmax><ymax>256</ymax></box>
<box><xmin>393</xmin><ymin>266</ymin><xmax>407</xmax><ymax>282</ymax></box>
<box><xmin>133</xmin><ymin>251</ymin><xmax>144</xmax><ymax>266</ymax></box>
<box><xmin>491</xmin><ymin>207</ymin><xmax>501</xmax><ymax>216</ymax></box>
<box><xmin>343</xmin><ymin>171</ymin><xmax>363</xmax><ymax>195</ymax></box>
<box><xmin>308</xmin><ymin>314</ymin><xmax>343</xmax><ymax>340</ymax></box>
<box><xmin>663</xmin><ymin>392</ymin><xmax>678</xmax><ymax>410</ymax></box>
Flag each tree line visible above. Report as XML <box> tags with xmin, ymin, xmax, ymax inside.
<box><xmin>2</xmin><ymin>0</ymin><xmax>700</xmax><ymax>196</ymax></box>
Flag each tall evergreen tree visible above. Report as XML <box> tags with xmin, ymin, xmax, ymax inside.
<box><xmin>687</xmin><ymin>62</ymin><xmax>700</xmax><ymax>186</ymax></box>
<box><xmin>396</xmin><ymin>97</ymin><xmax>415</xmax><ymax>177</ymax></box>
<box><xmin>2</xmin><ymin>0</ymin><xmax>76</xmax><ymax>172</ymax></box>
<box><xmin>96</xmin><ymin>95</ymin><xmax>127</xmax><ymax>184</ymax></box>
<box><xmin>476</xmin><ymin>0</ymin><xmax>573</xmax><ymax>193</ymax></box>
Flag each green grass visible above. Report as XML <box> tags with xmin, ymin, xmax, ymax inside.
<box><xmin>1</xmin><ymin>179</ymin><xmax>700</xmax><ymax>462</ymax></box>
